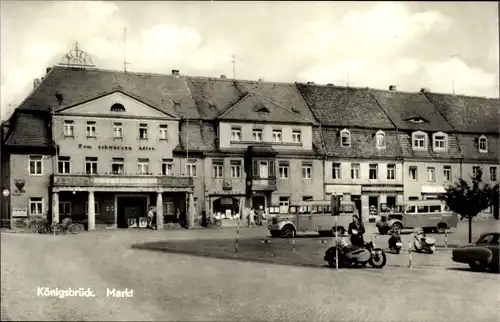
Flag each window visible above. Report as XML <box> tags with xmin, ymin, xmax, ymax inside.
<box><xmin>162</xmin><ymin>159</ymin><xmax>173</xmax><ymax>176</ymax></box>
<box><xmin>433</xmin><ymin>133</ymin><xmax>447</xmax><ymax>150</ymax></box>
<box><xmin>369</xmin><ymin>164</ymin><xmax>378</xmax><ymax>179</ymax></box>
<box><xmin>85</xmin><ymin>201</ymin><xmax>99</xmax><ymax>215</ymax></box>
<box><xmin>278</xmin><ymin>162</ymin><xmax>289</xmax><ymax>179</ymax></box>
<box><xmin>112</xmin><ymin>122</ymin><xmax>123</xmax><ymax>138</ymax></box>
<box><xmin>139</xmin><ymin>123</ymin><xmax>148</xmax><ymax>140</ymax></box>
<box><xmin>387</xmin><ymin>164</ymin><xmax>396</xmax><ymax>180</ymax></box>
<box><xmin>417</xmin><ymin>205</ymin><xmax>429</xmax><ymax>213</ymax></box>
<box><xmin>406</xmin><ymin>205</ymin><xmax>416</xmax><ymax>213</ymax></box>
<box><xmin>231</xmin><ymin>160</ymin><xmax>241</xmax><ymax>178</ymax></box>
<box><xmin>412</xmin><ymin>132</ymin><xmax>426</xmax><ymax>149</ymax></box>
<box><xmin>110</xmin><ymin>103</ymin><xmax>125</xmax><ymax>112</ymax></box>
<box><xmin>159</xmin><ymin>124</ymin><xmax>168</xmax><ymax>140</ymax></box>
<box><xmin>490</xmin><ymin>167</ymin><xmax>497</xmax><ymax>181</ymax></box>
<box><xmin>111</xmin><ymin>158</ymin><xmax>124</xmax><ymax>175</ymax></box>
<box><xmin>137</xmin><ymin>158</ymin><xmax>149</xmax><ymax>175</ymax></box>
<box><xmin>57</xmin><ymin>156</ymin><xmax>71</xmax><ymax>174</ymax></box>
<box><xmin>272</xmin><ymin>129</ymin><xmax>282</xmax><ymax>142</ymax></box>
<box><xmin>279</xmin><ymin>196</ymin><xmax>290</xmax><ymax>213</ymax></box>
<box><xmin>478</xmin><ymin>135</ymin><xmax>488</xmax><ymax>153</ymax></box>
<box><xmin>351</xmin><ymin>163</ymin><xmax>360</xmax><ymax>179</ymax></box>
<box><xmin>59</xmin><ymin>202</ymin><xmax>71</xmax><ymax>215</ymax></box>
<box><xmin>86</xmin><ymin>121</ymin><xmax>96</xmax><ymax>137</ymax></box>
<box><xmin>231</xmin><ymin>127</ymin><xmax>241</xmax><ymax>141</ymax></box>
<box><xmin>302</xmin><ymin>163</ymin><xmax>312</xmax><ymax>179</ymax></box>
<box><xmin>29</xmin><ymin>197</ymin><xmax>43</xmax><ymax>215</ymax></box>
<box><xmin>64</xmin><ymin>120</ymin><xmax>74</xmax><ymax>136</ymax></box>
<box><xmin>292</xmin><ymin>130</ymin><xmax>302</xmax><ymax>143</ymax></box>
<box><xmin>85</xmin><ymin>157</ymin><xmax>98</xmax><ymax>174</ymax></box>
<box><xmin>29</xmin><ymin>155</ymin><xmax>43</xmax><ymax>175</ymax></box>
<box><xmin>340</xmin><ymin>129</ymin><xmax>351</xmax><ymax>147</ymax></box>
<box><xmin>429</xmin><ymin>205</ymin><xmax>441</xmax><ymax>213</ymax></box>
<box><xmin>164</xmin><ymin>201</ymin><xmax>175</xmax><ymax>215</ymax></box>
<box><xmin>473</xmin><ymin>166</ymin><xmax>481</xmax><ymax>176</ymax></box>
<box><xmin>332</xmin><ymin>163</ymin><xmax>341</xmax><ymax>179</ymax></box>
<box><xmin>443</xmin><ymin>165</ymin><xmax>451</xmax><ymax>181</ymax></box>
<box><xmin>212</xmin><ymin>160</ymin><xmax>223</xmax><ymax>178</ymax></box>
<box><xmin>253</xmin><ymin>129</ymin><xmax>262</xmax><ymax>142</ymax></box>
<box><xmin>409</xmin><ymin>166</ymin><xmax>418</xmax><ymax>181</ymax></box>
<box><xmin>427</xmin><ymin>167</ymin><xmax>435</xmax><ymax>181</ymax></box>
<box><xmin>186</xmin><ymin>161</ymin><xmax>197</xmax><ymax>177</ymax></box>
<box><xmin>375</xmin><ymin>130</ymin><xmax>386</xmax><ymax>148</ymax></box>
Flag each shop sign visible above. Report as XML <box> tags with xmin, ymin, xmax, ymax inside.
<box><xmin>78</xmin><ymin>144</ymin><xmax>156</xmax><ymax>151</ymax></box>
<box><xmin>127</xmin><ymin>218</ymin><xmax>137</xmax><ymax>228</ymax></box>
<box><xmin>78</xmin><ymin>144</ymin><xmax>92</xmax><ymax>149</ymax></box>
<box><xmin>14</xmin><ymin>179</ymin><xmax>26</xmax><ymax>195</ymax></box>
<box><xmin>12</xmin><ymin>208</ymin><xmax>27</xmax><ymax>218</ymax></box>
<box><xmin>138</xmin><ymin>217</ymin><xmax>147</xmax><ymax>228</ymax></box>
<box><xmin>222</xmin><ymin>180</ymin><xmax>232</xmax><ymax>190</ymax></box>
<box><xmin>361</xmin><ymin>185</ymin><xmax>404</xmax><ymax>193</ymax></box>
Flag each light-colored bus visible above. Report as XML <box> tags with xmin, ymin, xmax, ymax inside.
<box><xmin>376</xmin><ymin>200</ymin><xmax>459</xmax><ymax>234</ymax></box>
<box><xmin>267</xmin><ymin>200</ymin><xmax>359</xmax><ymax>238</ymax></box>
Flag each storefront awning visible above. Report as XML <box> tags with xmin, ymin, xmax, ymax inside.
<box><xmin>326</xmin><ymin>184</ymin><xmax>362</xmax><ymax>195</ymax></box>
<box><xmin>421</xmin><ymin>185</ymin><xmax>446</xmax><ymax>194</ymax></box>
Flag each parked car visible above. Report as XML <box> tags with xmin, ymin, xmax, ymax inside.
<box><xmin>452</xmin><ymin>232</ymin><xmax>499</xmax><ymax>272</ymax></box>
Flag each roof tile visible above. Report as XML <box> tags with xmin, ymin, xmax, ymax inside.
<box><xmin>457</xmin><ymin>134</ymin><xmax>499</xmax><ymax>162</ymax></box>
<box><xmin>396</xmin><ymin>133</ymin><xmax>462</xmax><ymax>160</ymax></box>
<box><xmin>321</xmin><ymin>128</ymin><xmax>401</xmax><ymax>159</ymax></box>
<box><xmin>370</xmin><ymin>90</ymin><xmax>453</xmax><ymax>132</ymax></box>
<box><xmin>425</xmin><ymin>93</ymin><xmax>500</xmax><ymax>133</ymax></box>
<box><xmin>5</xmin><ymin>113</ymin><xmax>51</xmax><ymax>147</ymax></box>
<box><xmin>297</xmin><ymin>84</ymin><xmax>395</xmax><ymax>129</ymax></box>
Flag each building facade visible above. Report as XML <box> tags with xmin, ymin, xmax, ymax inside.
<box><xmin>1</xmin><ymin>62</ymin><xmax>498</xmax><ymax>229</ymax></box>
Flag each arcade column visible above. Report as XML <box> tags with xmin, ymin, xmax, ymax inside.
<box><xmin>156</xmin><ymin>191</ymin><xmax>163</xmax><ymax>229</ymax></box>
<box><xmin>87</xmin><ymin>190</ymin><xmax>95</xmax><ymax>231</ymax></box>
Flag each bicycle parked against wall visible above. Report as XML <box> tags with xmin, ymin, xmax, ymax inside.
<box><xmin>35</xmin><ymin>218</ymin><xmax>81</xmax><ymax>235</ymax></box>
<box><xmin>205</xmin><ymin>217</ymin><xmax>222</xmax><ymax>228</ymax></box>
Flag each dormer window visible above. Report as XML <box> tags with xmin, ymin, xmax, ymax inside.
<box><xmin>110</xmin><ymin>103</ymin><xmax>125</xmax><ymax>112</ymax></box>
<box><xmin>340</xmin><ymin>129</ymin><xmax>351</xmax><ymax>147</ymax></box>
<box><xmin>432</xmin><ymin>132</ymin><xmax>447</xmax><ymax>151</ymax></box>
<box><xmin>375</xmin><ymin>130</ymin><xmax>386</xmax><ymax>148</ymax></box>
<box><xmin>478</xmin><ymin>135</ymin><xmax>488</xmax><ymax>153</ymax></box>
<box><xmin>412</xmin><ymin>131</ymin><xmax>427</xmax><ymax>150</ymax></box>
<box><xmin>407</xmin><ymin>117</ymin><xmax>427</xmax><ymax>124</ymax></box>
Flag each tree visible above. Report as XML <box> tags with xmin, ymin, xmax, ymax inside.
<box><xmin>492</xmin><ymin>184</ymin><xmax>499</xmax><ymax>220</ymax></box>
<box><xmin>438</xmin><ymin>168</ymin><xmax>493</xmax><ymax>243</ymax></box>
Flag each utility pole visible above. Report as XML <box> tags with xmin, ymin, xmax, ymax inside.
<box><xmin>124</xmin><ymin>28</ymin><xmax>130</xmax><ymax>72</ymax></box>
<box><xmin>232</xmin><ymin>54</ymin><xmax>236</xmax><ymax>79</ymax></box>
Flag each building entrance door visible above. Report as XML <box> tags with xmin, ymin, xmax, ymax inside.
<box><xmin>117</xmin><ymin>196</ymin><xmax>147</xmax><ymax>228</ymax></box>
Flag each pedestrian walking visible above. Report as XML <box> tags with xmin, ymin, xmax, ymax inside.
<box><xmin>147</xmin><ymin>206</ymin><xmax>154</xmax><ymax>229</ymax></box>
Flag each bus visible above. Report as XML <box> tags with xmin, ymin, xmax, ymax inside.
<box><xmin>376</xmin><ymin>200</ymin><xmax>459</xmax><ymax>234</ymax></box>
<box><xmin>267</xmin><ymin>200</ymin><xmax>359</xmax><ymax>238</ymax></box>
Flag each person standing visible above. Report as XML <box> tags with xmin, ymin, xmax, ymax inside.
<box><xmin>147</xmin><ymin>206</ymin><xmax>154</xmax><ymax>229</ymax></box>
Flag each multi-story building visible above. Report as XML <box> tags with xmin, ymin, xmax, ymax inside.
<box><xmin>425</xmin><ymin>92</ymin><xmax>499</xmax><ymax>214</ymax></box>
<box><xmin>369</xmin><ymin>87</ymin><xmax>464</xmax><ymax>201</ymax></box>
<box><xmin>297</xmin><ymin>84</ymin><xmax>405</xmax><ymax>217</ymax></box>
<box><xmin>1</xmin><ymin>54</ymin><xmax>498</xmax><ymax>229</ymax></box>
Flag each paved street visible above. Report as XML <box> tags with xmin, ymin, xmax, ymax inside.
<box><xmin>2</xmin><ymin>220</ymin><xmax>499</xmax><ymax>321</ymax></box>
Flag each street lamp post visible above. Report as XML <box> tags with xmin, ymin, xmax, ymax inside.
<box><xmin>2</xmin><ymin>189</ymin><xmax>10</xmax><ymax>229</ymax></box>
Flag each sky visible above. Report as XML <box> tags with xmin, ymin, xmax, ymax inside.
<box><xmin>0</xmin><ymin>1</ymin><xmax>499</xmax><ymax>121</ymax></box>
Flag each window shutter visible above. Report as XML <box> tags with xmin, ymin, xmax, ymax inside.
<box><xmin>270</xmin><ymin>160</ymin><xmax>275</xmax><ymax>176</ymax></box>
<box><xmin>253</xmin><ymin>160</ymin><xmax>258</xmax><ymax>177</ymax></box>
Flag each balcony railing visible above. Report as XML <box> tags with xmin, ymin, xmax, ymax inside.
<box><xmin>251</xmin><ymin>177</ymin><xmax>277</xmax><ymax>191</ymax></box>
<box><xmin>52</xmin><ymin>174</ymin><xmax>193</xmax><ymax>188</ymax></box>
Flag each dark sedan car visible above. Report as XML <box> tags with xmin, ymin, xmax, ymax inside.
<box><xmin>452</xmin><ymin>232</ymin><xmax>499</xmax><ymax>272</ymax></box>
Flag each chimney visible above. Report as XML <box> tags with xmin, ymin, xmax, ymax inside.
<box><xmin>389</xmin><ymin>85</ymin><xmax>397</xmax><ymax>91</ymax></box>
<box><xmin>55</xmin><ymin>93</ymin><xmax>63</xmax><ymax>105</ymax></box>
<box><xmin>220</xmin><ymin>75</ymin><xmax>226</xmax><ymax>79</ymax></box>
<box><xmin>307</xmin><ymin>81</ymin><xmax>315</xmax><ymax>85</ymax></box>
<box><xmin>171</xmin><ymin>69</ymin><xmax>180</xmax><ymax>77</ymax></box>
<box><xmin>33</xmin><ymin>78</ymin><xmax>41</xmax><ymax>89</ymax></box>
<box><xmin>46</xmin><ymin>67</ymin><xmax>52</xmax><ymax>74</ymax></box>
<box><xmin>420</xmin><ymin>87</ymin><xmax>430</xmax><ymax>93</ymax></box>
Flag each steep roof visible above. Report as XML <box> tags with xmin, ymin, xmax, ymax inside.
<box><xmin>174</xmin><ymin>121</ymin><xmax>217</xmax><ymax>153</ymax></box>
<box><xmin>321</xmin><ymin>128</ymin><xmax>402</xmax><ymax>159</ymax></box>
<box><xmin>4</xmin><ymin>113</ymin><xmax>51</xmax><ymax>148</ymax></box>
<box><xmin>297</xmin><ymin>84</ymin><xmax>395</xmax><ymax>129</ymax></box>
<box><xmin>370</xmin><ymin>89</ymin><xmax>453</xmax><ymax>132</ymax></box>
<box><xmin>396</xmin><ymin>133</ymin><xmax>462</xmax><ymax>160</ymax></box>
<box><xmin>424</xmin><ymin>93</ymin><xmax>500</xmax><ymax>133</ymax></box>
<box><xmin>18</xmin><ymin>66</ymin><xmax>196</xmax><ymax>117</ymax></box>
<box><xmin>457</xmin><ymin>134</ymin><xmax>499</xmax><ymax>162</ymax></box>
<box><xmin>219</xmin><ymin>92</ymin><xmax>312</xmax><ymax>124</ymax></box>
